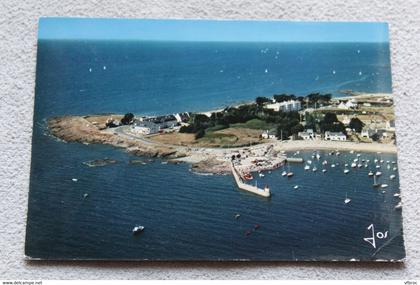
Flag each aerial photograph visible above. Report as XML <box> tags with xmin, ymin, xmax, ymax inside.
<box><xmin>25</xmin><ymin>18</ymin><xmax>405</xmax><ymax>261</ymax></box>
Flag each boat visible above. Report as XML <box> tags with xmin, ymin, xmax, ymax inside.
<box><xmin>393</xmin><ymin>193</ymin><xmax>401</xmax><ymax>197</ymax></box>
<box><xmin>345</xmin><ymin>163</ymin><xmax>349</xmax><ymax>167</ymax></box>
<box><xmin>344</xmin><ymin>169</ymin><xmax>350</xmax><ymax>174</ymax></box>
<box><xmin>132</xmin><ymin>225</ymin><xmax>145</xmax><ymax>235</ymax></box>
<box><xmin>331</xmin><ymin>164</ymin><xmax>336</xmax><ymax>168</ymax></box>
<box><xmin>368</xmin><ymin>171</ymin><xmax>374</xmax><ymax>176</ymax></box>
<box><xmin>234</xmin><ymin>213</ymin><xmax>241</xmax><ymax>219</ymax></box>
<box><xmin>381</xmin><ymin>184</ymin><xmax>389</xmax><ymax>188</ymax></box>
<box><xmin>349</xmin><ymin>150</ymin><xmax>354</xmax><ymax>154</ymax></box>
<box><xmin>375</xmin><ymin>165</ymin><xmax>381</xmax><ymax>169</ymax></box>
<box><xmin>390</xmin><ymin>174</ymin><xmax>396</xmax><ymax>180</ymax></box>
<box><xmin>304</xmin><ymin>165</ymin><xmax>310</xmax><ymax>170</ymax></box>
<box><xmin>373</xmin><ymin>174</ymin><xmax>380</xmax><ymax>188</ymax></box>
<box><xmin>357</xmin><ymin>164</ymin><xmax>362</xmax><ymax>168</ymax></box>
<box><xmin>316</xmin><ymin>154</ymin><xmax>321</xmax><ymax>160</ymax></box>
<box><xmin>322</xmin><ymin>160</ymin><xmax>328</xmax><ymax>165</ymax></box>
<box><xmin>307</xmin><ymin>160</ymin><xmax>312</xmax><ymax>165</ymax></box>
<box><xmin>254</xmin><ymin>224</ymin><xmax>261</xmax><ymax>230</ymax></box>
<box><xmin>344</xmin><ymin>193</ymin><xmax>351</xmax><ymax>204</ymax></box>
<box><xmin>393</xmin><ymin>167</ymin><xmax>398</xmax><ymax>171</ymax></box>
<box><xmin>375</xmin><ymin>171</ymin><xmax>382</xmax><ymax>176</ymax></box>
<box><xmin>245</xmin><ymin>230</ymin><xmax>252</xmax><ymax>236</ymax></box>
<box><xmin>387</xmin><ymin>164</ymin><xmax>391</xmax><ymax>170</ymax></box>
<box><xmin>243</xmin><ymin>173</ymin><xmax>253</xmax><ymax>180</ymax></box>
<box><xmin>312</xmin><ymin>167</ymin><xmax>317</xmax><ymax>172</ymax></box>
<box><xmin>71</xmin><ymin>178</ymin><xmax>78</xmax><ymax>182</ymax></box>
<box><xmin>83</xmin><ymin>193</ymin><xmax>89</xmax><ymax>199</ymax></box>
<box><xmin>259</xmin><ymin>173</ymin><xmax>265</xmax><ymax>178</ymax></box>
<box><xmin>293</xmin><ymin>185</ymin><xmax>299</xmax><ymax>190</ymax></box>
<box><xmin>287</xmin><ymin>172</ymin><xmax>294</xmax><ymax>177</ymax></box>
<box><xmin>395</xmin><ymin>202</ymin><xmax>402</xmax><ymax>210</ymax></box>
<box><xmin>281</xmin><ymin>171</ymin><xmax>287</xmax><ymax>177</ymax></box>
<box><xmin>322</xmin><ymin>169</ymin><xmax>327</xmax><ymax>173</ymax></box>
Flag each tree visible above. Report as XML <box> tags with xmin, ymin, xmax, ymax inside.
<box><xmin>371</xmin><ymin>133</ymin><xmax>380</xmax><ymax>142</ymax></box>
<box><xmin>121</xmin><ymin>113</ymin><xmax>134</xmax><ymax>125</ymax></box>
<box><xmin>349</xmin><ymin>117</ymin><xmax>365</xmax><ymax>133</ymax></box>
<box><xmin>255</xmin><ymin>96</ymin><xmax>271</xmax><ymax>106</ymax></box>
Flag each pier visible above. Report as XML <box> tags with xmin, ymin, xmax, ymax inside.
<box><xmin>230</xmin><ymin>162</ymin><xmax>271</xmax><ymax>198</ymax></box>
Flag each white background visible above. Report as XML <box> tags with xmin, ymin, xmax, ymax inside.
<box><xmin>0</xmin><ymin>0</ymin><xmax>419</xmax><ymax>279</ymax></box>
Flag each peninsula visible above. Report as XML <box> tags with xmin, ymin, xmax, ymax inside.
<box><xmin>48</xmin><ymin>92</ymin><xmax>397</xmax><ymax>177</ymax></box>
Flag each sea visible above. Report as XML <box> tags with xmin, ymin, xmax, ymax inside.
<box><xmin>25</xmin><ymin>40</ymin><xmax>405</xmax><ymax>260</ymax></box>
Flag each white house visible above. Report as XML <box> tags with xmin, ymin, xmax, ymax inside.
<box><xmin>265</xmin><ymin>100</ymin><xmax>301</xmax><ymax>112</ymax></box>
<box><xmin>261</xmin><ymin>130</ymin><xmax>276</xmax><ymax>139</ymax></box>
<box><xmin>298</xmin><ymin>131</ymin><xmax>313</xmax><ymax>140</ymax></box>
<box><xmin>324</xmin><ymin>131</ymin><xmax>346</xmax><ymax>141</ymax></box>
<box><xmin>132</xmin><ymin>120</ymin><xmax>160</xmax><ymax>135</ymax></box>
<box><xmin>337</xmin><ymin>100</ymin><xmax>356</xmax><ymax>110</ymax></box>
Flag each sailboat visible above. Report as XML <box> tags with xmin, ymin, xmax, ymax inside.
<box><xmin>286</xmin><ymin>163</ymin><xmax>294</xmax><ymax>177</ymax></box>
<box><xmin>343</xmin><ymin>168</ymin><xmax>350</xmax><ymax>174</ymax></box>
<box><xmin>304</xmin><ymin>165</ymin><xmax>310</xmax><ymax>170</ymax></box>
<box><xmin>344</xmin><ymin>193</ymin><xmax>351</xmax><ymax>204</ymax></box>
<box><xmin>368</xmin><ymin>171</ymin><xmax>374</xmax><ymax>176</ymax></box>
<box><xmin>373</xmin><ymin>174</ymin><xmax>380</xmax><ymax>188</ymax></box>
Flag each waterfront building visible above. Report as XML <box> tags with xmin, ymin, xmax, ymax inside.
<box><xmin>261</xmin><ymin>130</ymin><xmax>276</xmax><ymax>139</ymax></box>
<box><xmin>324</xmin><ymin>131</ymin><xmax>346</xmax><ymax>141</ymax></box>
<box><xmin>132</xmin><ymin>120</ymin><xmax>160</xmax><ymax>135</ymax></box>
<box><xmin>265</xmin><ymin>100</ymin><xmax>301</xmax><ymax>112</ymax></box>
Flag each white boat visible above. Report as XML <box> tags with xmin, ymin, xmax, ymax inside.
<box><xmin>293</xmin><ymin>185</ymin><xmax>299</xmax><ymax>190</ymax></box>
<box><xmin>259</xmin><ymin>173</ymin><xmax>265</xmax><ymax>178</ymax></box>
<box><xmin>395</xmin><ymin>202</ymin><xmax>402</xmax><ymax>209</ymax></box>
<box><xmin>316</xmin><ymin>154</ymin><xmax>321</xmax><ymax>160</ymax></box>
<box><xmin>281</xmin><ymin>171</ymin><xmax>287</xmax><ymax>177</ymax></box>
<box><xmin>380</xmin><ymin>159</ymin><xmax>384</xmax><ymax>163</ymax></box>
<box><xmin>89</xmin><ymin>68</ymin><xmax>92</xmax><ymax>72</ymax></box>
<box><xmin>364</xmin><ymin>164</ymin><xmax>368</xmax><ymax>168</ymax></box>
<box><xmin>344</xmin><ymin>193</ymin><xmax>351</xmax><ymax>204</ymax></box>
<box><xmin>287</xmin><ymin>172</ymin><xmax>294</xmax><ymax>177</ymax></box>
<box><xmin>312</xmin><ymin>167</ymin><xmax>317</xmax><ymax>172</ymax></box>
<box><xmin>387</xmin><ymin>164</ymin><xmax>391</xmax><ymax>170</ymax></box>
<box><xmin>344</xmin><ymin>169</ymin><xmax>350</xmax><ymax>174</ymax></box>
<box><xmin>83</xmin><ymin>193</ymin><xmax>89</xmax><ymax>199</ymax></box>
<box><xmin>393</xmin><ymin>167</ymin><xmax>398</xmax><ymax>171</ymax></box>
<box><xmin>351</xmin><ymin>163</ymin><xmax>357</xmax><ymax>168</ymax></box>
<box><xmin>374</xmin><ymin>159</ymin><xmax>378</xmax><ymax>163</ymax></box>
<box><xmin>381</xmin><ymin>184</ymin><xmax>389</xmax><ymax>188</ymax></box>
<box><xmin>322</xmin><ymin>160</ymin><xmax>328</xmax><ymax>165</ymax></box>
<box><xmin>393</xmin><ymin>193</ymin><xmax>400</xmax><ymax>197</ymax></box>
<box><xmin>345</xmin><ymin>163</ymin><xmax>349</xmax><ymax>167</ymax></box>
<box><xmin>376</xmin><ymin>171</ymin><xmax>382</xmax><ymax>176</ymax></box>
<box><xmin>307</xmin><ymin>160</ymin><xmax>312</xmax><ymax>165</ymax></box>
<box><xmin>322</xmin><ymin>169</ymin><xmax>327</xmax><ymax>173</ymax></box>
<box><xmin>72</xmin><ymin>178</ymin><xmax>78</xmax><ymax>182</ymax></box>
<box><xmin>368</xmin><ymin>171</ymin><xmax>374</xmax><ymax>176</ymax></box>
<box><xmin>357</xmin><ymin>153</ymin><xmax>361</xmax><ymax>157</ymax></box>
<box><xmin>375</xmin><ymin>165</ymin><xmax>381</xmax><ymax>169</ymax></box>
<box><xmin>357</xmin><ymin>164</ymin><xmax>362</xmax><ymax>168</ymax></box>
<box><xmin>103</xmin><ymin>65</ymin><xmax>107</xmax><ymax>70</ymax></box>
<box><xmin>353</xmin><ymin>158</ymin><xmax>358</xmax><ymax>162</ymax></box>
<box><xmin>373</xmin><ymin>174</ymin><xmax>380</xmax><ymax>188</ymax></box>
<box><xmin>331</xmin><ymin>164</ymin><xmax>336</xmax><ymax>168</ymax></box>
<box><xmin>132</xmin><ymin>225</ymin><xmax>145</xmax><ymax>235</ymax></box>
<box><xmin>390</xmin><ymin>174</ymin><xmax>396</xmax><ymax>180</ymax></box>
<box><xmin>304</xmin><ymin>165</ymin><xmax>310</xmax><ymax>170</ymax></box>
<box><xmin>349</xmin><ymin>150</ymin><xmax>354</xmax><ymax>154</ymax></box>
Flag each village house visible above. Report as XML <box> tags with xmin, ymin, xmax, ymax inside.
<box><xmin>265</xmin><ymin>100</ymin><xmax>301</xmax><ymax>112</ymax></box>
<box><xmin>132</xmin><ymin>120</ymin><xmax>160</xmax><ymax>135</ymax></box>
<box><xmin>298</xmin><ymin>129</ymin><xmax>314</xmax><ymax>140</ymax></box>
<box><xmin>324</xmin><ymin>131</ymin><xmax>346</xmax><ymax>141</ymax></box>
<box><xmin>261</xmin><ymin>130</ymin><xmax>276</xmax><ymax>139</ymax></box>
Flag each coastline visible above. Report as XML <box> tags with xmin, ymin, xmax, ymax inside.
<box><xmin>47</xmin><ymin>111</ymin><xmax>397</xmax><ymax>176</ymax></box>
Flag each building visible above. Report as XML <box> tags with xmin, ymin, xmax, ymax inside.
<box><xmin>298</xmin><ymin>129</ymin><xmax>314</xmax><ymax>140</ymax></box>
<box><xmin>261</xmin><ymin>130</ymin><xmax>276</xmax><ymax>139</ymax></box>
<box><xmin>386</xmin><ymin>120</ymin><xmax>396</xmax><ymax>132</ymax></box>
<box><xmin>361</xmin><ymin>129</ymin><xmax>374</xmax><ymax>138</ymax></box>
<box><xmin>174</xmin><ymin>112</ymin><xmax>190</xmax><ymax>123</ymax></box>
<box><xmin>324</xmin><ymin>131</ymin><xmax>346</xmax><ymax>141</ymax></box>
<box><xmin>132</xmin><ymin>120</ymin><xmax>160</xmax><ymax>135</ymax></box>
<box><xmin>265</xmin><ymin>100</ymin><xmax>301</xmax><ymax>112</ymax></box>
<box><xmin>337</xmin><ymin>100</ymin><xmax>356</xmax><ymax>110</ymax></box>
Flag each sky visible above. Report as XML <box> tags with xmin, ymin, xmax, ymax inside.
<box><xmin>38</xmin><ymin>18</ymin><xmax>389</xmax><ymax>43</ymax></box>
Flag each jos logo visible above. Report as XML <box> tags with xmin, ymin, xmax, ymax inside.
<box><xmin>363</xmin><ymin>224</ymin><xmax>388</xmax><ymax>249</ymax></box>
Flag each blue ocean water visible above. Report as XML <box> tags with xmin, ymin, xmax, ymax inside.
<box><xmin>26</xmin><ymin>40</ymin><xmax>404</xmax><ymax>260</ymax></box>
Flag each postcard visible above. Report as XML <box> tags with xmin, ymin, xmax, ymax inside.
<box><xmin>25</xmin><ymin>18</ymin><xmax>405</xmax><ymax>261</ymax></box>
